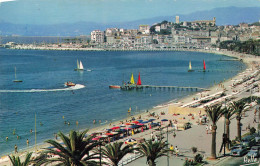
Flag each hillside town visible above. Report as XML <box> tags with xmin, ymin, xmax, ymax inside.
<box><xmin>89</xmin><ymin>16</ymin><xmax>259</xmax><ymax>50</ymax></box>
<box><xmin>4</xmin><ymin>16</ymin><xmax>260</xmax><ymax>51</ymax></box>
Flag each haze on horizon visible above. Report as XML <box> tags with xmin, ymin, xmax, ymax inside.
<box><xmin>0</xmin><ymin>0</ymin><xmax>259</xmax><ymax>25</ymax></box>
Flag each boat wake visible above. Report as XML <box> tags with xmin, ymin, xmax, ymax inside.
<box><xmin>0</xmin><ymin>84</ymin><xmax>85</xmax><ymax>93</ymax></box>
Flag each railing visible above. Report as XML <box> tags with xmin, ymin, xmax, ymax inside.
<box><xmin>118</xmin><ymin>152</ymin><xmax>144</xmax><ymax>166</ymax></box>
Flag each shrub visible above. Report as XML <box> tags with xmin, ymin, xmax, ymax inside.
<box><xmin>191</xmin><ymin>147</ymin><xmax>197</xmax><ymax>154</ymax></box>
<box><xmin>250</xmin><ymin>127</ymin><xmax>256</xmax><ymax>135</ymax></box>
<box><xmin>194</xmin><ymin>154</ymin><xmax>203</xmax><ymax>163</ymax></box>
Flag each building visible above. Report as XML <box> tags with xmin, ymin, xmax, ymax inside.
<box><xmin>91</xmin><ymin>30</ymin><xmax>104</xmax><ymax>43</ymax></box>
<box><xmin>176</xmin><ymin>16</ymin><xmax>180</xmax><ymax>24</ymax></box>
<box><xmin>155</xmin><ymin>26</ymin><xmax>161</xmax><ymax>32</ymax></box>
<box><xmin>139</xmin><ymin>25</ymin><xmax>150</xmax><ymax>34</ymax></box>
<box><xmin>191</xmin><ymin>17</ymin><xmax>216</xmax><ymax>26</ymax></box>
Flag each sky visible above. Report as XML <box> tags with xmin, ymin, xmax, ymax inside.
<box><xmin>0</xmin><ymin>0</ymin><xmax>259</xmax><ymax>25</ymax></box>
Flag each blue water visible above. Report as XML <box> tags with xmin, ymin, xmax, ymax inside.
<box><xmin>0</xmin><ymin>48</ymin><xmax>246</xmax><ymax>155</ymax></box>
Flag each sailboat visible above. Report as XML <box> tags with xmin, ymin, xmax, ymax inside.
<box><xmin>203</xmin><ymin>59</ymin><xmax>206</xmax><ymax>72</ymax></box>
<box><xmin>13</xmin><ymin>67</ymin><xmax>23</xmax><ymax>82</ymax></box>
<box><xmin>130</xmin><ymin>73</ymin><xmax>135</xmax><ymax>85</ymax></box>
<box><xmin>188</xmin><ymin>61</ymin><xmax>194</xmax><ymax>72</ymax></box>
<box><xmin>74</xmin><ymin>59</ymin><xmax>84</xmax><ymax>71</ymax></box>
<box><xmin>137</xmin><ymin>72</ymin><xmax>142</xmax><ymax>85</ymax></box>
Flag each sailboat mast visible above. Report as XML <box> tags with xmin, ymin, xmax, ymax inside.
<box><xmin>14</xmin><ymin>67</ymin><xmax>17</xmax><ymax>80</ymax></box>
<box><xmin>35</xmin><ymin>113</ymin><xmax>37</xmax><ymax>152</ymax></box>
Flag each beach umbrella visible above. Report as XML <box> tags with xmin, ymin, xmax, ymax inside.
<box><xmin>161</xmin><ymin>119</ymin><xmax>168</xmax><ymax>121</ymax></box>
<box><xmin>92</xmin><ymin>137</ymin><xmax>100</xmax><ymax>141</ymax></box>
<box><xmin>132</xmin><ymin>121</ymin><xmax>139</xmax><ymax>124</ymax></box>
<box><xmin>100</xmin><ymin>135</ymin><xmax>108</xmax><ymax>138</ymax></box>
<box><xmin>120</xmin><ymin>129</ymin><xmax>127</xmax><ymax>132</ymax></box>
<box><xmin>149</xmin><ymin>119</ymin><xmax>156</xmax><ymax>122</ymax></box>
<box><xmin>111</xmin><ymin>132</ymin><xmax>118</xmax><ymax>135</ymax></box>
<box><xmin>142</xmin><ymin>121</ymin><xmax>149</xmax><ymax>124</ymax></box>
<box><xmin>137</xmin><ymin>123</ymin><xmax>144</xmax><ymax>126</ymax></box>
<box><xmin>120</xmin><ymin>124</ymin><xmax>126</xmax><ymax>127</ymax></box>
<box><xmin>105</xmin><ymin>133</ymin><xmax>114</xmax><ymax>136</ymax></box>
<box><xmin>137</xmin><ymin>120</ymin><xmax>143</xmax><ymax>123</ymax></box>
<box><xmin>111</xmin><ymin>126</ymin><xmax>120</xmax><ymax>130</ymax></box>
<box><xmin>125</xmin><ymin>123</ymin><xmax>131</xmax><ymax>125</ymax></box>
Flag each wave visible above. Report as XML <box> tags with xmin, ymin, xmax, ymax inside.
<box><xmin>0</xmin><ymin>84</ymin><xmax>85</xmax><ymax>93</ymax></box>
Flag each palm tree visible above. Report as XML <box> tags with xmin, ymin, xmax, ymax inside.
<box><xmin>205</xmin><ymin>105</ymin><xmax>226</xmax><ymax>159</ymax></box>
<box><xmin>39</xmin><ymin>129</ymin><xmax>99</xmax><ymax>166</ymax></box>
<box><xmin>8</xmin><ymin>152</ymin><xmax>33</xmax><ymax>166</ymax></box>
<box><xmin>230</xmin><ymin>101</ymin><xmax>248</xmax><ymax>141</ymax></box>
<box><xmin>224</xmin><ymin>106</ymin><xmax>237</xmax><ymax>150</ymax></box>
<box><xmin>100</xmin><ymin>142</ymin><xmax>135</xmax><ymax>166</ymax></box>
<box><xmin>138</xmin><ymin>139</ymin><xmax>168</xmax><ymax>166</ymax></box>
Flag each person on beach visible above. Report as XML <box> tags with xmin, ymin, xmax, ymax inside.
<box><xmin>175</xmin><ymin>146</ymin><xmax>179</xmax><ymax>157</ymax></box>
<box><xmin>76</xmin><ymin>121</ymin><xmax>79</xmax><ymax>126</ymax></box>
<box><xmin>6</xmin><ymin>136</ymin><xmax>8</xmax><ymax>141</ymax></box>
<box><xmin>206</xmin><ymin>125</ymin><xmax>209</xmax><ymax>134</ymax></box>
<box><xmin>27</xmin><ymin>139</ymin><xmax>29</xmax><ymax>147</ymax></box>
<box><xmin>14</xmin><ymin>144</ymin><xmax>18</xmax><ymax>153</ymax></box>
<box><xmin>151</xmin><ymin>132</ymin><xmax>154</xmax><ymax>140</ymax></box>
<box><xmin>93</xmin><ymin>119</ymin><xmax>96</xmax><ymax>124</ymax></box>
<box><xmin>30</xmin><ymin>129</ymin><xmax>33</xmax><ymax>133</ymax></box>
<box><xmin>173</xmin><ymin>132</ymin><xmax>176</xmax><ymax>138</ymax></box>
<box><xmin>13</xmin><ymin>129</ymin><xmax>16</xmax><ymax>135</ymax></box>
<box><xmin>17</xmin><ymin>135</ymin><xmax>20</xmax><ymax>140</ymax></box>
<box><xmin>170</xmin><ymin>145</ymin><xmax>174</xmax><ymax>155</ymax></box>
<box><xmin>253</xmin><ymin>116</ymin><xmax>257</xmax><ymax>123</ymax></box>
<box><xmin>209</xmin><ymin>125</ymin><xmax>212</xmax><ymax>133</ymax></box>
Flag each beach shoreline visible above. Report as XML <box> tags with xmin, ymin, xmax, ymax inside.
<box><xmin>0</xmin><ymin>49</ymin><xmax>257</xmax><ymax>165</ymax></box>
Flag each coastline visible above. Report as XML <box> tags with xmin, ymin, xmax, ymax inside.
<box><xmin>0</xmin><ymin>49</ymin><xmax>257</xmax><ymax>165</ymax></box>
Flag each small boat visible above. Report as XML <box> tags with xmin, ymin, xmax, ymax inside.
<box><xmin>188</xmin><ymin>61</ymin><xmax>194</xmax><ymax>72</ymax></box>
<box><xmin>136</xmin><ymin>72</ymin><xmax>142</xmax><ymax>85</ymax></box>
<box><xmin>109</xmin><ymin>85</ymin><xmax>121</xmax><ymax>89</ymax></box>
<box><xmin>13</xmin><ymin>67</ymin><xmax>23</xmax><ymax>82</ymax></box>
<box><xmin>203</xmin><ymin>59</ymin><xmax>206</xmax><ymax>72</ymax></box>
<box><xmin>65</xmin><ymin>82</ymin><xmax>76</xmax><ymax>87</ymax></box>
<box><xmin>74</xmin><ymin>59</ymin><xmax>84</xmax><ymax>71</ymax></box>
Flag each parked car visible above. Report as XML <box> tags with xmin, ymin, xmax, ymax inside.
<box><xmin>246</xmin><ymin>146</ymin><xmax>260</xmax><ymax>158</ymax></box>
<box><xmin>231</xmin><ymin>145</ymin><xmax>247</xmax><ymax>157</ymax></box>
<box><xmin>241</xmin><ymin>135</ymin><xmax>256</xmax><ymax>148</ymax></box>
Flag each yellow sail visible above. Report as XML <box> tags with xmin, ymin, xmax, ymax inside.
<box><xmin>130</xmin><ymin>73</ymin><xmax>135</xmax><ymax>84</ymax></box>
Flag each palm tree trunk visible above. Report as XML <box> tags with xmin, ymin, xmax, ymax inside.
<box><xmin>237</xmin><ymin>119</ymin><xmax>241</xmax><ymax>141</ymax></box>
<box><xmin>225</xmin><ymin>119</ymin><xmax>230</xmax><ymax>150</ymax></box>
<box><xmin>148</xmin><ymin>160</ymin><xmax>156</xmax><ymax>166</ymax></box>
<box><xmin>211</xmin><ymin>125</ymin><xmax>217</xmax><ymax>159</ymax></box>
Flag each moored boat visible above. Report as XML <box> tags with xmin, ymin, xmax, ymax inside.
<box><xmin>109</xmin><ymin>85</ymin><xmax>121</xmax><ymax>89</ymax></box>
<box><xmin>13</xmin><ymin>67</ymin><xmax>23</xmax><ymax>82</ymax></box>
<box><xmin>74</xmin><ymin>59</ymin><xmax>84</xmax><ymax>71</ymax></box>
<box><xmin>188</xmin><ymin>61</ymin><xmax>194</xmax><ymax>72</ymax></box>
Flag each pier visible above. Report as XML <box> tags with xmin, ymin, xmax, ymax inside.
<box><xmin>120</xmin><ymin>84</ymin><xmax>208</xmax><ymax>91</ymax></box>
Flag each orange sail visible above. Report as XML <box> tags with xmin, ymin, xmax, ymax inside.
<box><xmin>137</xmin><ymin>72</ymin><xmax>142</xmax><ymax>85</ymax></box>
<box><xmin>203</xmin><ymin>59</ymin><xmax>206</xmax><ymax>71</ymax></box>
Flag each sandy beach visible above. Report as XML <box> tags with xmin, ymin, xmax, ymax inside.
<box><xmin>1</xmin><ymin>49</ymin><xmax>259</xmax><ymax>165</ymax></box>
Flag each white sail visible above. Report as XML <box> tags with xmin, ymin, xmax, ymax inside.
<box><xmin>77</xmin><ymin>59</ymin><xmax>80</xmax><ymax>69</ymax></box>
<box><xmin>79</xmin><ymin>61</ymin><xmax>84</xmax><ymax>70</ymax></box>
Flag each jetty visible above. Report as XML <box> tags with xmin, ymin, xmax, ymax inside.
<box><xmin>120</xmin><ymin>84</ymin><xmax>208</xmax><ymax>91</ymax></box>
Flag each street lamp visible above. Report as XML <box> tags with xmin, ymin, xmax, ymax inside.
<box><xmin>167</xmin><ymin>126</ymin><xmax>169</xmax><ymax>166</ymax></box>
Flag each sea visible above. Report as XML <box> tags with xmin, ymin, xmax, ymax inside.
<box><xmin>0</xmin><ymin>48</ymin><xmax>246</xmax><ymax>155</ymax></box>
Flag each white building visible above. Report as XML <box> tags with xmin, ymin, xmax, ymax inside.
<box><xmin>176</xmin><ymin>16</ymin><xmax>180</xmax><ymax>24</ymax></box>
<box><xmin>139</xmin><ymin>25</ymin><xmax>150</xmax><ymax>34</ymax></box>
<box><xmin>155</xmin><ymin>26</ymin><xmax>161</xmax><ymax>32</ymax></box>
<box><xmin>91</xmin><ymin>30</ymin><xmax>104</xmax><ymax>43</ymax></box>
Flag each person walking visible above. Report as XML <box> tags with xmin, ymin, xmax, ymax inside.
<box><xmin>170</xmin><ymin>144</ymin><xmax>174</xmax><ymax>156</ymax></box>
<box><xmin>206</xmin><ymin>125</ymin><xmax>209</xmax><ymax>134</ymax></box>
<box><xmin>175</xmin><ymin>146</ymin><xmax>179</xmax><ymax>157</ymax></box>
<box><xmin>209</xmin><ymin>125</ymin><xmax>212</xmax><ymax>134</ymax></box>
